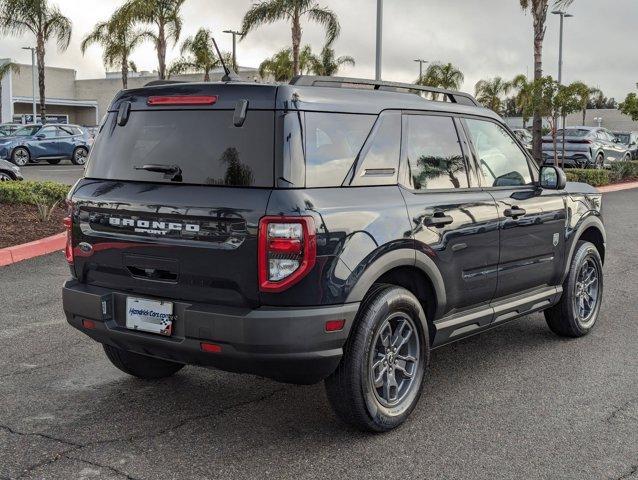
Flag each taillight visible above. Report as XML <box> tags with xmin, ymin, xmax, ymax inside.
<box><xmin>63</xmin><ymin>216</ymin><xmax>73</xmax><ymax>264</ymax></box>
<box><xmin>147</xmin><ymin>95</ymin><xmax>218</xmax><ymax>106</ymax></box>
<box><xmin>258</xmin><ymin>216</ymin><xmax>316</xmax><ymax>293</ymax></box>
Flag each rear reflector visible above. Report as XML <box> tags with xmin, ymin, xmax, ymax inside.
<box><xmin>325</xmin><ymin>320</ymin><xmax>346</xmax><ymax>332</ymax></box>
<box><xmin>63</xmin><ymin>216</ymin><xmax>73</xmax><ymax>265</ymax></box>
<box><xmin>82</xmin><ymin>319</ymin><xmax>96</xmax><ymax>330</ymax></box>
<box><xmin>200</xmin><ymin>342</ymin><xmax>222</xmax><ymax>353</ymax></box>
<box><xmin>147</xmin><ymin>95</ymin><xmax>218</xmax><ymax>106</ymax></box>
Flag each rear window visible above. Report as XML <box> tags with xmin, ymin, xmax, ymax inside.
<box><xmin>85</xmin><ymin>110</ymin><xmax>274</xmax><ymax>187</ymax></box>
<box><xmin>557</xmin><ymin>129</ymin><xmax>590</xmax><ymax>138</ymax></box>
<box><xmin>304</xmin><ymin>112</ymin><xmax>375</xmax><ymax>187</ymax></box>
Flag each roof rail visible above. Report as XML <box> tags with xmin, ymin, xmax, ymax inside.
<box><xmin>144</xmin><ymin>80</ymin><xmax>188</xmax><ymax>87</ymax></box>
<box><xmin>290</xmin><ymin>75</ymin><xmax>479</xmax><ymax>107</ymax></box>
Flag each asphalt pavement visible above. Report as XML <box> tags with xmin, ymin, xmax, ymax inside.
<box><xmin>19</xmin><ymin>162</ymin><xmax>85</xmax><ymax>185</ymax></box>
<box><xmin>0</xmin><ymin>189</ymin><xmax>636</xmax><ymax>480</ymax></box>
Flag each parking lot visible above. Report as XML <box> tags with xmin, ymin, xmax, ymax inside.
<box><xmin>19</xmin><ymin>162</ymin><xmax>85</xmax><ymax>185</ymax></box>
<box><xmin>0</xmin><ymin>188</ymin><xmax>636</xmax><ymax>480</ymax></box>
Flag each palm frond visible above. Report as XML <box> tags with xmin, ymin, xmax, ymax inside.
<box><xmin>43</xmin><ymin>6</ymin><xmax>72</xmax><ymax>51</ymax></box>
<box><xmin>306</xmin><ymin>6</ymin><xmax>340</xmax><ymax>44</ymax></box>
<box><xmin>241</xmin><ymin>0</ymin><xmax>289</xmax><ymax>40</ymax></box>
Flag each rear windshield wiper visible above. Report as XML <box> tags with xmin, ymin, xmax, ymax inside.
<box><xmin>134</xmin><ymin>164</ymin><xmax>182</xmax><ymax>182</ymax></box>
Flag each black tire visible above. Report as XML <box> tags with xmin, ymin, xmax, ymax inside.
<box><xmin>325</xmin><ymin>285</ymin><xmax>430</xmax><ymax>432</ymax></box>
<box><xmin>594</xmin><ymin>153</ymin><xmax>604</xmax><ymax>169</ymax></box>
<box><xmin>103</xmin><ymin>344</ymin><xmax>184</xmax><ymax>379</ymax></box>
<box><xmin>46</xmin><ymin>158</ymin><xmax>62</xmax><ymax>165</ymax></box>
<box><xmin>71</xmin><ymin>147</ymin><xmax>89</xmax><ymax>165</ymax></box>
<box><xmin>545</xmin><ymin>241</ymin><xmax>603</xmax><ymax>338</ymax></box>
<box><xmin>11</xmin><ymin>147</ymin><xmax>30</xmax><ymax>167</ymax></box>
<box><xmin>0</xmin><ymin>171</ymin><xmax>15</xmax><ymax>181</ymax></box>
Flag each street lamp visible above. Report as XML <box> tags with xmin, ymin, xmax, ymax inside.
<box><xmin>551</xmin><ymin>10</ymin><xmax>574</xmax><ymax>85</ymax></box>
<box><xmin>223</xmin><ymin>29</ymin><xmax>243</xmax><ymax>72</ymax></box>
<box><xmin>414</xmin><ymin>59</ymin><xmax>428</xmax><ymax>82</ymax></box>
<box><xmin>375</xmin><ymin>0</ymin><xmax>383</xmax><ymax>80</ymax></box>
<box><xmin>21</xmin><ymin>46</ymin><xmax>37</xmax><ymax>123</ymax></box>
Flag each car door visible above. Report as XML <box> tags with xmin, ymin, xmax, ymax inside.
<box><xmin>57</xmin><ymin>125</ymin><xmax>76</xmax><ymax>158</ymax></box>
<box><xmin>400</xmin><ymin>113</ymin><xmax>500</xmax><ymax>319</ymax></box>
<box><xmin>29</xmin><ymin>126</ymin><xmax>59</xmax><ymax>159</ymax></box>
<box><xmin>596</xmin><ymin>129</ymin><xmax>616</xmax><ymax>161</ymax></box>
<box><xmin>462</xmin><ymin>117</ymin><xmax>566</xmax><ymax>300</ymax></box>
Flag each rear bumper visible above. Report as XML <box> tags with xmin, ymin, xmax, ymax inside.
<box><xmin>62</xmin><ymin>280</ymin><xmax>359</xmax><ymax>384</ymax></box>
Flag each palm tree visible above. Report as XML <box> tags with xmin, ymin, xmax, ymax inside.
<box><xmin>81</xmin><ymin>15</ymin><xmax>150</xmax><ymax>89</ymax></box>
<box><xmin>169</xmin><ymin>28</ymin><xmax>231</xmax><ymax>81</ymax></box>
<box><xmin>241</xmin><ymin>0</ymin><xmax>340</xmax><ymax>77</ymax></box>
<box><xmin>416</xmin><ymin>62</ymin><xmax>464</xmax><ymax>91</ymax></box>
<box><xmin>0</xmin><ymin>0</ymin><xmax>71</xmax><ymax>123</ymax></box>
<box><xmin>570</xmin><ymin>81</ymin><xmax>595</xmax><ymax>125</ymax></box>
<box><xmin>259</xmin><ymin>48</ymin><xmax>294</xmax><ymax>82</ymax></box>
<box><xmin>475</xmin><ymin>77</ymin><xmax>512</xmax><ymax>114</ymax></box>
<box><xmin>119</xmin><ymin>0</ymin><xmax>186</xmax><ymax>80</ymax></box>
<box><xmin>0</xmin><ymin>60</ymin><xmax>19</xmax><ymax>122</ymax></box>
<box><xmin>519</xmin><ymin>0</ymin><xmax>574</xmax><ymax>159</ymax></box>
<box><xmin>307</xmin><ymin>44</ymin><xmax>354</xmax><ymax>76</ymax></box>
<box><xmin>512</xmin><ymin>74</ymin><xmax>534</xmax><ymax>127</ymax></box>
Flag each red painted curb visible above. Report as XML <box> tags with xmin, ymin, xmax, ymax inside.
<box><xmin>0</xmin><ymin>232</ymin><xmax>66</xmax><ymax>267</ymax></box>
<box><xmin>597</xmin><ymin>181</ymin><xmax>638</xmax><ymax>193</ymax></box>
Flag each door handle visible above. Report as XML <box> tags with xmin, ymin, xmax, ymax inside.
<box><xmin>424</xmin><ymin>212</ymin><xmax>454</xmax><ymax>228</ymax></box>
<box><xmin>504</xmin><ymin>206</ymin><xmax>527</xmax><ymax>218</ymax></box>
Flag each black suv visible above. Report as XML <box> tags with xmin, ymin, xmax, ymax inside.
<box><xmin>62</xmin><ymin>76</ymin><xmax>606</xmax><ymax>432</ymax></box>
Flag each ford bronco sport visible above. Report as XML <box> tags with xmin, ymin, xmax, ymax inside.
<box><xmin>62</xmin><ymin>76</ymin><xmax>606</xmax><ymax>432</ymax></box>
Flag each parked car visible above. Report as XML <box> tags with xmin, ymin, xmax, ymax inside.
<box><xmin>542</xmin><ymin>126</ymin><xmax>631</xmax><ymax>168</ymax></box>
<box><xmin>62</xmin><ymin>76</ymin><xmax>606</xmax><ymax>432</ymax></box>
<box><xmin>0</xmin><ymin>158</ymin><xmax>22</xmax><ymax>181</ymax></box>
<box><xmin>512</xmin><ymin>128</ymin><xmax>533</xmax><ymax>152</ymax></box>
<box><xmin>0</xmin><ymin>123</ymin><xmax>91</xmax><ymax>167</ymax></box>
<box><xmin>0</xmin><ymin>123</ymin><xmax>19</xmax><ymax>137</ymax></box>
<box><xmin>612</xmin><ymin>131</ymin><xmax>638</xmax><ymax>160</ymax></box>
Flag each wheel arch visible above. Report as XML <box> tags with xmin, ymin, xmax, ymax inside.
<box><xmin>563</xmin><ymin>216</ymin><xmax>606</xmax><ymax>282</ymax></box>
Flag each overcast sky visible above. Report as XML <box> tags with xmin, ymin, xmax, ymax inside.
<box><xmin>1</xmin><ymin>0</ymin><xmax>636</xmax><ymax>99</ymax></box>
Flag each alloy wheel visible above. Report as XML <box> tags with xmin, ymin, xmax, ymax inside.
<box><xmin>0</xmin><ymin>172</ymin><xmax>12</xmax><ymax>181</ymax></box>
<box><xmin>573</xmin><ymin>257</ymin><xmax>600</xmax><ymax>328</ymax></box>
<box><xmin>13</xmin><ymin>148</ymin><xmax>29</xmax><ymax>167</ymax></box>
<box><xmin>368</xmin><ymin>312</ymin><xmax>420</xmax><ymax>408</ymax></box>
<box><xmin>74</xmin><ymin>148</ymin><xmax>88</xmax><ymax>165</ymax></box>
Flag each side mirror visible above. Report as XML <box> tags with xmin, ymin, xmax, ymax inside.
<box><xmin>540</xmin><ymin>165</ymin><xmax>566</xmax><ymax>190</ymax></box>
<box><xmin>35</xmin><ymin>133</ymin><xmax>46</xmax><ymax>139</ymax></box>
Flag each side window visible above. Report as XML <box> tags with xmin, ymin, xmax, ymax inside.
<box><xmin>465</xmin><ymin>119</ymin><xmax>532</xmax><ymax>187</ymax></box>
<box><xmin>38</xmin><ymin>127</ymin><xmax>57</xmax><ymax>139</ymax></box>
<box><xmin>305</xmin><ymin>112</ymin><xmax>375</xmax><ymax>188</ymax></box>
<box><xmin>58</xmin><ymin>126</ymin><xmax>74</xmax><ymax>137</ymax></box>
<box><xmin>404</xmin><ymin>114</ymin><xmax>468</xmax><ymax>190</ymax></box>
<box><xmin>351</xmin><ymin>112</ymin><xmax>401</xmax><ymax>186</ymax></box>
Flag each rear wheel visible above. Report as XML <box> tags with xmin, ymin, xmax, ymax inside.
<box><xmin>103</xmin><ymin>344</ymin><xmax>184</xmax><ymax>379</ymax></box>
<box><xmin>545</xmin><ymin>241</ymin><xmax>603</xmax><ymax>337</ymax></box>
<box><xmin>325</xmin><ymin>285</ymin><xmax>429</xmax><ymax>432</ymax></box>
<box><xmin>594</xmin><ymin>153</ymin><xmax>604</xmax><ymax>169</ymax></box>
<box><xmin>11</xmin><ymin>147</ymin><xmax>29</xmax><ymax>167</ymax></box>
<box><xmin>71</xmin><ymin>147</ymin><xmax>88</xmax><ymax>165</ymax></box>
<box><xmin>46</xmin><ymin>158</ymin><xmax>61</xmax><ymax>165</ymax></box>
<box><xmin>0</xmin><ymin>171</ymin><xmax>14</xmax><ymax>181</ymax></box>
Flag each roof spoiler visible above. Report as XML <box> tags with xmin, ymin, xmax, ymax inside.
<box><xmin>290</xmin><ymin>75</ymin><xmax>479</xmax><ymax>106</ymax></box>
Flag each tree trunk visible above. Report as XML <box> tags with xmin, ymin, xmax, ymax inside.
<box><xmin>552</xmin><ymin>121</ymin><xmax>558</xmax><ymax>167</ymax></box>
<box><xmin>157</xmin><ymin>23</ymin><xmax>167</xmax><ymax>80</ymax></box>
<box><xmin>204</xmin><ymin>69</ymin><xmax>210</xmax><ymax>82</ymax></box>
<box><xmin>291</xmin><ymin>11</ymin><xmax>301</xmax><ymax>77</ymax></box>
<box><xmin>121</xmin><ymin>56</ymin><xmax>128</xmax><ymax>89</ymax></box>
<box><xmin>582</xmin><ymin>108</ymin><xmax>586</xmax><ymax>125</ymax></box>
<box><xmin>531</xmin><ymin>1</ymin><xmax>548</xmax><ymax>165</ymax></box>
<box><xmin>561</xmin><ymin>116</ymin><xmax>566</xmax><ymax>169</ymax></box>
<box><xmin>36</xmin><ymin>35</ymin><xmax>46</xmax><ymax>124</ymax></box>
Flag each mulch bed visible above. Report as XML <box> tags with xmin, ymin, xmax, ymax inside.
<box><xmin>0</xmin><ymin>203</ymin><xmax>66</xmax><ymax>249</ymax></box>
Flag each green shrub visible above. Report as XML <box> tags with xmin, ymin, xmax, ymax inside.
<box><xmin>0</xmin><ymin>181</ymin><xmax>70</xmax><ymax>221</ymax></box>
<box><xmin>565</xmin><ymin>169</ymin><xmax>611</xmax><ymax>187</ymax></box>
<box><xmin>609</xmin><ymin>160</ymin><xmax>638</xmax><ymax>182</ymax></box>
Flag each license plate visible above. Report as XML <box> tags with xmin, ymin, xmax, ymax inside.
<box><xmin>126</xmin><ymin>297</ymin><xmax>174</xmax><ymax>336</ymax></box>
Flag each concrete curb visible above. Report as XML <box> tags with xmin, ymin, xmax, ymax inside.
<box><xmin>0</xmin><ymin>232</ymin><xmax>66</xmax><ymax>267</ymax></box>
<box><xmin>597</xmin><ymin>181</ymin><xmax>638</xmax><ymax>193</ymax></box>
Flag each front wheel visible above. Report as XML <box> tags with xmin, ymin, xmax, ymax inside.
<box><xmin>71</xmin><ymin>147</ymin><xmax>89</xmax><ymax>165</ymax></box>
<box><xmin>11</xmin><ymin>147</ymin><xmax>30</xmax><ymax>167</ymax></box>
<box><xmin>594</xmin><ymin>153</ymin><xmax>604</xmax><ymax>169</ymax></box>
<box><xmin>325</xmin><ymin>285</ymin><xmax>429</xmax><ymax>432</ymax></box>
<box><xmin>545</xmin><ymin>241</ymin><xmax>603</xmax><ymax>337</ymax></box>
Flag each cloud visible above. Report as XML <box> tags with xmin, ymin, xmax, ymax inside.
<box><xmin>0</xmin><ymin>0</ymin><xmax>635</xmax><ymax>99</ymax></box>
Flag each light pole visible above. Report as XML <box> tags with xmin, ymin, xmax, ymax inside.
<box><xmin>414</xmin><ymin>59</ymin><xmax>428</xmax><ymax>82</ymax></box>
<box><xmin>223</xmin><ymin>29</ymin><xmax>243</xmax><ymax>72</ymax></box>
<box><xmin>375</xmin><ymin>0</ymin><xmax>383</xmax><ymax>80</ymax></box>
<box><xmin>552</xmin><ymin>10</ymin><xmax>573</xmax><ymax>85</ymax></box>
<box><xmin>21</xmin><ymin>46</ymin><xmax>37</xmax><ymax>123</ymax></box>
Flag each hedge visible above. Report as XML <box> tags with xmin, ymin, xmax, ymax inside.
<box><xmin>0</xmin><ymin>181</ymin><xmax>70</xmax><ymax>205</ymax></box>
<box><xmin>565</xmin><ymin>160</ymin><xmax>638</xmax><ymax>187</ymax></box>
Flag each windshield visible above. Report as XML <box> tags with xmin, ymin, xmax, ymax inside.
<box><xmin>556</xmin><ymin>129</ymin><xmax>590</xmax><ymax>138</ymax></box>
<box><xmin>614</xmin><ymin>133</ymin><xmax>630</xmax><ymax>144</ymax></box>
<box><xmin>13</xmin><ymin>126</ymin><xmax>40</xmax><ymax>137</ymax></box>
<box><xmin>86</xmin><ymin>110</ymin><xmax>274</xmax><ymax>187</ymax></box>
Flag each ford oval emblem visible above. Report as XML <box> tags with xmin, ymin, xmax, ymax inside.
<box><xmin>78</xmin><ymin>242</ymin><xmax>93</xmax><ymax>255</ymax></box>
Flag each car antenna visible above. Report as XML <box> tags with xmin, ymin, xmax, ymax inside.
<box><xmin>212</xmin><ymin>36</ymin><xmax>240</xmax><ymax>82</ymax></box>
